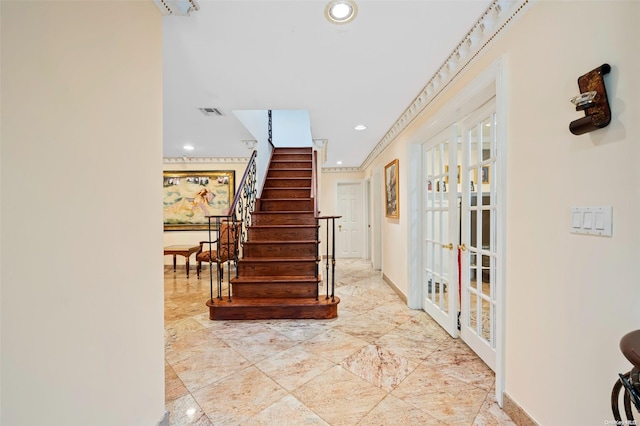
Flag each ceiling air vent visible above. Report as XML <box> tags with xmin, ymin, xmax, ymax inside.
<box><xmin>198</xmin><ymin>108</ymin><xmax>224</xmax><ymax>116</ymax></box>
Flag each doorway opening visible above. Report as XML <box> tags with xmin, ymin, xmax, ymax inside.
<box><xmin>407</xmin><ymin>59</ymin><xmax>506</xmax><ymax>405</ymax></box>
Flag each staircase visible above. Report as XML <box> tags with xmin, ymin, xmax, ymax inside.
<box><xmin>206</xmin><ymin>147</ymin><xmax>340</xmax><ymax>320</ymax></box>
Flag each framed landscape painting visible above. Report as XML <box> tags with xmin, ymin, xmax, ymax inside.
<box><xmin>384</xmin><ymin>159</ymin><xmax>399</xmax><ymax>219</ymax></box>
<box><xmin>163</xmin><ymin>170</ymin><xmax>235</xmax><ymax>231</ymax></box>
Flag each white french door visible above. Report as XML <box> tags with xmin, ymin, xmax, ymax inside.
<box><xmin>422</xmin><ymin>100</ymin><xmax>500</xmax><ymax>370</ymax></box>
<box><xmin>459</xmin><ymin>100</ymin><xmax>498</xmax><ymax>370</ymax></box>
<box><xmin>422</xmin><ymin>127</ymin><xmax>459</xmax><ymax>337</ymax></box>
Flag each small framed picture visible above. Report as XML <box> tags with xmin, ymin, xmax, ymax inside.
<box><xmin>444</xmin><ymin>165</ymin><xmax>461</xmax><ymax>184</ymax></box>
<box><xmin>384</xmin><ymin>159</ymin><xmax>399</xmax><ymax>218</ymax></box>
<box><xmin>475</xmin><ymin>165</ymin><xmax>490</xmax><ymax>184</ymax></box>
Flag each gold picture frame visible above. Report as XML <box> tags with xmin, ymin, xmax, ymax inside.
<box><xmin>384</xmin><ymin>159</ymin><xmax>399</xmax><ymax>218</ymax></box>
<box><xmin>475</xmin><ymin>165</ymin><xmax>490</xmax><ymax>184</ymax></box>
<box><xmin>163</xmin><ymin>170</ymin><xmax>235</xmax><ymax>231</ymax></box>
<box><xmin>444</xmin><ymin>165</ymin><xmax>461</xmax><ymax>184</ymax></box>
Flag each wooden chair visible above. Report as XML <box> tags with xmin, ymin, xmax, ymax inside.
<box><xmin>196</xmin><ymin>220</ymin><xmax>240</xmax><ymax>279</ymax></box>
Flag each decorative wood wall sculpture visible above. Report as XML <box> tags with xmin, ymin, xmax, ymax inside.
<box><xmin>569</xmin><ymin>63</ymin><xmax>612</xmax><ymax>135</ymax></box>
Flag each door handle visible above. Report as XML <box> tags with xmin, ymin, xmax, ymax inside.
<box><xmin>458</xmin><ymin>244</ymin><xmax>467</xmax><ymax>251</ymax></box>
<box><xmin>443</xmin><ymin>243</ymin><xmax>454</xmax><ymax>250</ymax></box>
<box><xmin>339</xmin><ymin>224</ymin><xmax>342</xmax><ymax>231</ymax></box>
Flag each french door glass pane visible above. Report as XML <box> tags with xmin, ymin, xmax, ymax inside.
<box><xmin>481</xmin><ymin>297</ymin><xmax>491</xmax><ymax>341</ymax></box>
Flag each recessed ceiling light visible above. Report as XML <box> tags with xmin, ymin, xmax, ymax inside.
<box><xmin>337</xmin><ymin>161</ymin><xmax>343</xmax><ymax>165</ymax></box>
<box><xmin>354</xmin><ymin>124</ymin><xmax>366</xmax><ymax>130</ymax></box>
<box><xmin>325</xmin><ymin>0</ymin><xmax>358</xmax><ymax>25</ymax></box>
<box><xmin>183</xmin><ymin>145</ymin><xmax>194</xmax><ymax>151</ymax></box>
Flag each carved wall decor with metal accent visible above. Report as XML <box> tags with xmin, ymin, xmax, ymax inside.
<box><xmin>569</xmin><ymin>63</ymin><xmax>612</xmax><ymax>135</ymax></box>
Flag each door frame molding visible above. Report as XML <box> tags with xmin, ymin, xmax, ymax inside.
<box><xmin>365</xmin><ymin>178</ymin><xmax>372</xmax><ymax>262</ymax></box>
<box><xmin>370</xmin><ymin>167</ymin><xmax>383</xmax><ymax>270</ymax></box>
<box><xmin>407</xmin><ymin>57</ymin><xmax>506</xmax><ymax>406</ymax></box>
<box><xmin>333</xmin><ymin>179</ymin><xmax>366</xmax><ymax>259</ymax></box>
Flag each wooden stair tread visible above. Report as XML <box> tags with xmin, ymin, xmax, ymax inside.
<box><xmin>232</xmin><ymin>275</ymin><xmax>319</xmax><ymax>282</ymax></box>
<box><xmin>240</xmin><ymin>257</ymin><xmax>317</xmax><ymax>262</ymax></box>
<box><xmin>207</xmin><ymin>297</ymin><xmax>339</xmax><ymax>320</ymax></box>
<box><xmin>208</xmin><ymin>296</ymin><xmax>339</xmax><ymax>306</ymax></box>
<box><xmin>252</xmin><ymin>211</ymin><xmax>314</xmax><ymax>214</ymax></box>
<box><xmin>249</xmin><ymin>224</ymin><xmax>318</xmax><ymax>228</ymax></box>
<box><xmin>244</xmin><ymin>240</ymin><xmax>317</xmax><ymax>244</ymax></box>
<box><xmin>259</xmin><ymin>197</ymin><xmax>312</xmax><ymax>200</ymax></box>
<box><xmin>264</xmin><ymin>185</ymin><xmax>309</xmax><ymax>191</ymax></box>
<box><xmin>266</xmin><ymin>177</ymin><xmax>311</xmax><ymax>180</ymax></box>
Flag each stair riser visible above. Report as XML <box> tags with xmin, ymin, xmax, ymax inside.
<box><xmin>232</xmin><ymin>282</ymin><xmax>318</xmax><ymax>298</ymax></box>
<box><xmin>248</xmin><ymin>227</ymin><xmax>317</xmax><ymax>240</ymax></box>
<box><xmin>271</xmin><ymin>154</ymin><xmax>313</xmax><ymax>161</ymax></box>
<box><xmin>243</xmin><ymin>243</ymin><xmax>317</xmax><ymax>258</ymax></box>
<box><xmin>238</xmin><ymin>261</ymin><xmax>316</xmax><ymax>276</ymax></box>
<box><xmin>208</xmin><ymin>303</ymin><xmax>338</xmax><ymax>320</ymax></box>
<box><xmin>273</xmin><ymin>148</ymin><xmax>312</xmax><ymax>154</ymax></box>
<box><xmin>267</xmin><ymin>169</ymin><xmax>312</xmax><ymax>178</ymax></box>
<box><xmin>251</xmin><ymin>213</ymin><xmax>316</xmax><ymax>225</ymax></box>
<box><xmin>259</xmin><ymin>199</ymin><xmax>313</xmax><ymax>211</ymax></box>
<box><xmin>262</xmin><ymin>188</ymin><xmax>310</xmax><ymax>199</ymax></box>
<box><xmin>270</xmin><ymin>161</ymin><xmax>311</xmax><ymax>169</ymax></box>
<box><xmin>264</xmin><ymin>178</ymin><xmax>312</xmax><ymax>188</ymax></box>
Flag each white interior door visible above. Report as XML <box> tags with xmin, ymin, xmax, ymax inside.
<box><xmin>422</xmin><ymin>127</ymin><xmax>458</xmax><ymax>337</ymax></box>
<box><xmin>336</xmin><ymin>182</ymin><xmax>363</xmax><ymax>258</ymax></box>
<box><xmin>460</xmin><ymin>100</ymin><xmax>498</xmax><ymax>370</ymax></box>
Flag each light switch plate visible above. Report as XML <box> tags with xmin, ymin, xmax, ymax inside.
<box><xmin>570</xmin><ymin>206</ymin><xmax>612</xmax><ymax>237</ymax></box>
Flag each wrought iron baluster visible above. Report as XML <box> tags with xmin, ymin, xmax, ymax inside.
<box><xmin>207</xmin><ymin>216</ymin><xmax>213</xmax><ymax>302</ymax></box>
<box><xmin>315</xmin><ymin>217</ymin><xmax>320</xmax><ymax>301</ymax></box>
<box><xmin>316</xmin><ymin>216</ymin><xmax>340</xmax><ymax>302</ymax></box>
<box><xmin>216</xmin><ymin>216</ymin><xmax>223</xmax><ymax>300</ymax></box>
<box><xmin>331</xmin><ymin>217</ymin><xmax>336</xmax><ymax>302</ymax></box>
<box><xmin>325</xmin><ymin>218</ymin><xmax>330</xmax><ymax>300</ymax></box>
<box><xmin>268</xmin><ymin>110</ymin><xmax>272</xmax><ymax>145</ymax></box>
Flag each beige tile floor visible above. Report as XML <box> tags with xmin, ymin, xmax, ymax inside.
<box><xmin>164</xmin><ymin>259</ymin><xmax>515</xmax><ymax>425</ymax></box>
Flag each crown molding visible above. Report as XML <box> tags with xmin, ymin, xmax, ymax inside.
<box><xmin>321</xmin><ymin>167</ymin><xmax>361</xmax><ymax>174</ymax></box>
<box><xmin>360</xmin><ymin>0</ymin><xmax>531</xmax><ymax>171</ymax></box>
<box><xmin>163</xmin><ymin>157</ymin><xmax>249</xmax><ymax>164</ymax></box>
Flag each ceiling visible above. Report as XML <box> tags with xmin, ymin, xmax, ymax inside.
<box><xmin>162</xmin><ymin>0</ymin><xmax>494</xmax><ymax>168</ymax></box>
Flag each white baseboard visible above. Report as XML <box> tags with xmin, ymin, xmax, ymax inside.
<box><xmin>382</xmin><ymin>273</ymin><xmax>407</xmax><ymax>304</ymax></box>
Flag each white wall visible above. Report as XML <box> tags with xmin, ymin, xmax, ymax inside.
<box><xmin>361</xmin><ymin>141</ymin><xmax>409</xmax><ymax>295</ymax></box>
<box><xmin>363</xmin><ymin>1</ymin><xmax>640</xmax><ymax>423</ymax></box>
<box><xmin>272</xmin><ymin>110</ymin><xmax>313</xmax><ymax>148</ymax></box>
<box><xmin>498</xmin><ymin>3</ymin><xmax>640</xmax><ymax>424</ymax></box>
<box><xmin>233</xmin><ymin>110</ymin><xmax>272</xmax><ymax>195</ymax></box>
<box><xmin>1</xmin><ymin>2</ymin><xmax>165</xmax><ymax>425</ymax></box>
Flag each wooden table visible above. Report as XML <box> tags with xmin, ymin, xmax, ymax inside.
<box><xmin>164</xmin><ymin>245</ymin><xmax>200</xmax><ymax>277</ymax></box>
